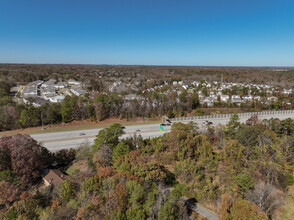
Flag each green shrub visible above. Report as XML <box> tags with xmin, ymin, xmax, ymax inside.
<box><xmin>61</xmin><ymin>180</ymin><xmax>76</xmax><ymax>202</ymax></box>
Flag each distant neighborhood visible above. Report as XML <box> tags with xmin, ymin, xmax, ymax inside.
<box><xmin>11</xmin><ymin>79</ymin><xmax>86</xmax><ymax>107</ymax></box>
<box><xmin>10</xmin><ymin>77</ymin><xmax>294</xmax><ymax>109</ymax></box>
<box><xmin>108</xmin><ymin>79</ymin><xmax>293</xmax><ymax>108</ymax></box>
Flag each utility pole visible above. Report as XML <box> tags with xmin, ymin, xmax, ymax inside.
<box><xmin>41</xmin><ymin>112</ymin><xmax>44</xmax><ymax>130</ymax></box>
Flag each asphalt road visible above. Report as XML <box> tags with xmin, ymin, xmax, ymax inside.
<box><xmin>31</xmin><ymin>124</ymin><xmax>170</xmax><ymax>152</ymax></box>
<box><xmin>183</xmin><ymin>197</ymin><xmax>219</xmax><ymax>220</ymax></box>
<box><xmin>31</xmin><ymin>112</ymin><xmax>294</xmax><ymax>152</ymax></box>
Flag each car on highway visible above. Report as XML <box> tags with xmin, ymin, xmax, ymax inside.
<box><xmin>135</xmin><ymin>129</ymin><xmax>141</xmax><ymax>132</ymax></box>
<box><xmin>161</xmin><ymin>123</ymin><xmax>171</xmax><ymax>126</ymax></box>
<box><xmin>203</xmin><ymin>121</ymin><xmax>213</xmax><ymax>125</ymax></box>
<box><xmin>79</xmin><ymin>133</ymin><xmax>86</xmax><ymax>136</ymax></box>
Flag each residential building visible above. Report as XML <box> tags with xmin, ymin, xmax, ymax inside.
<box><xmin>243</xmin><ymin>95</ymin><xmax>253</xmax><ymax>102</ymax></box>
<box><xmin>43</xmin><ymin>169</ymin><xmax>66</xmax><ymax>187</ymax></box>
<box><xmin>203</xmin><ymin>97</ymin><xmax>214</xmax><ymax>107</ymax></box>
<box><xmin>48</xmin><ymin>95</ymin><xmax>65</xmax><ymax>103</ymax></box>
<box><xmin>71</xmin><ymin>88</ymin><xmax>86</xmax><ymax>96</ymax></box>
<box><xmin>68</xmin><ymin>79</ymin><xmax>81</xmax><ymax>85</ymax></box>
<box><xmin>231</xmin><ymin>95</ymin><xmax>243</xmax><ymax>103</ymax></box>
<box><xmin>220</xmin><ymin>95</ymin><xmax>229</xmax><ymax>102</ymax></box>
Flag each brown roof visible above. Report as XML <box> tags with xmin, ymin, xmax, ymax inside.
<box><xmin>43</xmin><ymin>169</ymin><xmax>66</xmax><ymax>186</ymax></box>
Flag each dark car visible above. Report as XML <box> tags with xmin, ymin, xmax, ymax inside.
<box><xmin>79</xmin><ymin>133</ymin><xmax>86</xmax><ymax>136</ymax></box>
<box><xmin>203</xmin><ymin>121</ymin><xmax>213</xmax><ymax>125</ymax></box>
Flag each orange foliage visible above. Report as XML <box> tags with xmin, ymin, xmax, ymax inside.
<box><xmin>75</xmin><ymin>206</ymin><xmax>86</xmax><ymax>220</ymax></box>
<box><xmin>115</xmin><ymin>183</ymin><xmax>128</xmax><ymax>210</ymax></box>
<box><xmin>91</xmin><ymin>194</ymin><xmax>103</xmax><ymax>207</ymax></box>
<box><xmin>97</xmin><ymin>166</ymin><xmax>115</xmax><ymax>179</ymax></box>
<box><xmin>219</xmin><ymin>194</ymin><xmax>232</xmax><ymax>220</ymax></box>
<box><xmin>19</xmin><ymin>191</ymin><xmax>33</xmax><ymax>200</ymax></box>
<box><xmin>51</xmin><ymin>199</ymin><xmax>61</xmax><ymax>208</ymax></box>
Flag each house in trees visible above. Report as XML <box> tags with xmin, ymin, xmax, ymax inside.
<box><xmin>231</xmin><ymin>95</ymin><xmax>243</xmax><ymax>104</ymax></box>
<box><xmin>253</xmin><ymin>96</ymin><xmax>261</xmax><ymax>101</ymax></box>
<box><xmin>43</xmin><ymin>169</ymin><xmax>66</xmax><ymax>186</ymax></box>
<box><xmin>220</xmin><ymin>95</ymin><xmax>229</xmax><ymax>102</ymax></box>
<box><xmin>68</xmin><ymin>79</ymin><xmax>81</xmax><ymax>85</ymax></box>
<box><xmin>243</xmin><ymin>95</ymin><xmax>253</xmax><ymax>102</ymax></box>
<box><xmin>182</xmin><ymin>84</ymin><xmax>189</xmax><ymax>90</ymax></box>
<box><xmin>203</xmin><ymin>97</ymin><xmax>214</xmax><ymax>107</ymax></box>
<box><xmin>282</xmin><ymin>88</ymin><xmax>292</xmax><ymax>95</ymax></box>
<box><xmin>54</xmin><ymin>81</ymin><xmax>67</xmax><ymax>89</ymax></box>
<box><xmin>267</xmin><ymin>96</ymin><xmax>278</xmax><ymax>102</ymax></box>
<box><xmin>48</xmin><ymin>95</ymin><xmax>65</xmax><ymax>103</ymax></box>
<box><xmin>70</xmin><ymin>88</ymin><xmax>86</xmax><ymax>96</ymax></box>
<box><xmin>23</xmin><ymin>80</ymin><xmax>43</xmax><ymax>98</ymax></box>
<box><xmin>198</xmin><ymin>94</ymin><xmax>206</xmax><ymax>103</ymax></box>
<box><xmin>125</xmin><ymin>94</ymin><xmax>144</xmax><ymax>101</ymax></box>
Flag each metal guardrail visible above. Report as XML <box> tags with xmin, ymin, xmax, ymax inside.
<box><xmin>170</xmin><ymin>110</ymin><xmax>294</xmax><ymax>122</ymax></box>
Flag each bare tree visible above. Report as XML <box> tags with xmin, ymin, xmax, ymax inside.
<box><xmin>246</xmin><ymin>183</ymin><xmax>284</xmax><ymax>216</ymax></box>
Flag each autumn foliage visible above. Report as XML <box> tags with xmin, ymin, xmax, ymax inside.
<box><xmin>0</xmin><ymin>134</ymin><xmax>51</xmax><ymax>184</ymax></box>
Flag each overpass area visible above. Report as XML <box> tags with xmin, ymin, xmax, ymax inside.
<box><xmin>31</xmin><ymin>110</ymin><xmax>294</xmax><ymax>152</ymax></box>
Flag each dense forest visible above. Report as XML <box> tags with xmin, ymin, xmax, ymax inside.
<box><xmin>0</xmin><ymin>115</ymin><xmax>293</xmax><ymax>219</ymax></box>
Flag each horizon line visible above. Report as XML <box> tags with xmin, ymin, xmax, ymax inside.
<box><xmin>1</xmin><ymin>62</ymin><xmax>294</xmax><ymax>68</ymax></box>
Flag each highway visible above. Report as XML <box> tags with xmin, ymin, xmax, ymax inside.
<box><xmin>31</xmin><ymin>124</ymin><xmax>170</xmax><ymax>152</ymax></box>
<box><xmin>31</xmin><ymin>112</ymin><xmax>294</xmax><ymax>152</ymax></box>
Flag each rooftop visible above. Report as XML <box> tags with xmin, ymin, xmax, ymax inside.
<box><xmin>43</xmin><ymin>169</ymin><xmax>66</xmax><ymax>186</ymax></box>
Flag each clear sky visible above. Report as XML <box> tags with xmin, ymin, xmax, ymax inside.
<box><xmin>0</xmin><ymin>0</ymin><xmax>293</xmax><ymax>66</ymax></box>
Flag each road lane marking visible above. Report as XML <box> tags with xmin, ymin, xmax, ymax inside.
<box><xmin>38</xmin><ymin>129</ymin><xmax>171</xmax><ymax>144</ymax></box>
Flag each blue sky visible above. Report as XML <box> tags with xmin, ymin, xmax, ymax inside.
<box><xmin>0</xmin><ymin>0</ymin><xmax>293</xmax><ymax>66</ymax></box>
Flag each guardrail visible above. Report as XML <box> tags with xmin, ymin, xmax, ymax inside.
<box><xmin>170</xmin><ymin>110</ymin><xmax>294</xmax><ymax>122</ymax></box>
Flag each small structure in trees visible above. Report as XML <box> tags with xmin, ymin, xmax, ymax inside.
<box><xmin>43</xmin><ymin>169</ymin><xmax>66</xmax><ymax>186</ymax></box>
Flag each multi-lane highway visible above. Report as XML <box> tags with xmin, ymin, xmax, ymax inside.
<box><xmin>31</xmin><ymin>111</ymin><xmax>294</xmax><ymax>152</ymax></box>
<box><xmin>31</xmin><ymin>124</ymin><xmax>169</xmax><ymax>152</ymax></box>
